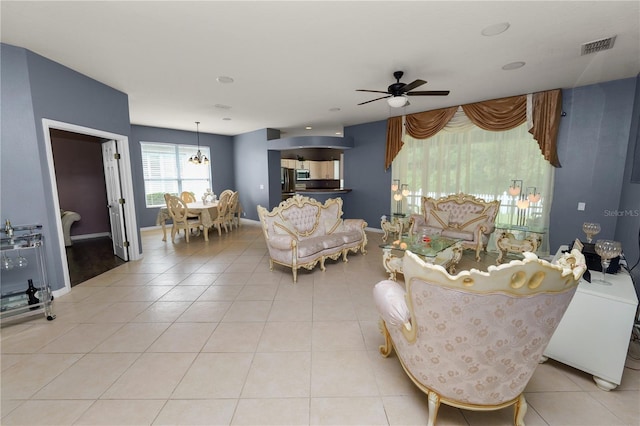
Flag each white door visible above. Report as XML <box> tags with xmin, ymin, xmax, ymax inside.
<box><xmin>102</xmin><ymin>140</ymin><xmax>129</xmax><ymax>261</ymax></box>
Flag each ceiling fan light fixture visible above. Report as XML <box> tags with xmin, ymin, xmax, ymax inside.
<box><xmin>387</xmin><ymin>95</ymin><xmax>408</xmax><ymax>108</ymax></box>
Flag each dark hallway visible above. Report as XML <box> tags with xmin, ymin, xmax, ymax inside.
<box><xmin>65</xmin><ymin>237</ymin><xmax>126</xmax><ymax>286</ymax></box>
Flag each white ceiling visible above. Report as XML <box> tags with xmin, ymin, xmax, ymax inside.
<box><xmin>2</xmin><ymin>1</ymin><xmax>639</xmax><ymax>137</ymax></box>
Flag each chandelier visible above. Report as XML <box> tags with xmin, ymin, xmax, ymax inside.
<box><xmin>189</xmin><ymin>121</ymin><xmax>209</xmax><ymax>165</ymax></box>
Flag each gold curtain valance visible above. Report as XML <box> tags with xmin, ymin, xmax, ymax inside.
<box><xmin>461</xmin><ymin>95</ymin><xmax>526</xmax><ymax>131</ymax></box>
<box><xmin>384</xmin><ymin>89</ymin><xmax>563</xmax><ymax>169</ymax></box>
<box><xmin>404</xmin><ymin>106</ymin><xmax>458</xmax><ymax>139</ymax></box>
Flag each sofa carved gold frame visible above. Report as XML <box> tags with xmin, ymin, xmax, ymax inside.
<box><xmin>410</xmin><ymin>193</ymin><xmax>501</xmax><ymax>261</ymax></box>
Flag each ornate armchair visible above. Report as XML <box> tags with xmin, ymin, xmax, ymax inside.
<box><xmin>374</xmin><ymin>249</ymin><xmax>586</xmax><ymax>426</ymax></box>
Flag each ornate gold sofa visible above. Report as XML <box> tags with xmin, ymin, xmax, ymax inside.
<box><xmin>410</xmin><ymin>193</ymin><xmax>500</xmax><ymax>261</ymax></box>
<box><xmin>257</xmin><ymin>195</ymin><xmax>367</xmax><ymax>282</ymax></box>
<box><xmin>374</xmin><ymin>249</ymin><xmax>587</xmax><ymax>426</ymax></box>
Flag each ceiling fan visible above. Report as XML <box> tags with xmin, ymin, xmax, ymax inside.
<box><xmin>357</xmin><ymin>71</ymin><xmax>450</xmax><ymax>107</ymax></box>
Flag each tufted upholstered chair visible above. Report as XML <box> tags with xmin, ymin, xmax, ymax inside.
<box><xmin>410</xmin><ymin>193</ymin><xmax>500</xmax><ymax>262</ymax></box>
<box><xmin>374</xmin><ymin>249</ymin><xmax>586</xmax><ymax>426</ymax></box>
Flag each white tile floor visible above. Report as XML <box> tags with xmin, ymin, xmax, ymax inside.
<box><xmin>2</xmin><ymin>222</ymin><xmax>638</xmax><ymax>425</ymax></box>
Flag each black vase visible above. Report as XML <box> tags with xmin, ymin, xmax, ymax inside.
<box><xmin>25</xmin><ymin>279</ymin><xmax>40</xmax><ymax>309</ymax></box>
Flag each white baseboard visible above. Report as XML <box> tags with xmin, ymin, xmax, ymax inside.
<box><xmin>70</xmin><ymin>232</ymin><xmax>110</xmax><ymax>241</ymax></box>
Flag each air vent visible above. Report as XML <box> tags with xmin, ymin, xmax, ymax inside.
<box><xmin>581</xmin><ymin>36</ymin><xmax>616</xmax><ymax>55</ymax></box>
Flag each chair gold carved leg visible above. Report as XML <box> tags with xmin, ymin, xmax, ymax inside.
<box><xmin>378</xmin><ymin>320</ymin><xmax>393</xmax><ymax>357</ymax></box>
<box><xmin>427</xmin><ymin>391</ymin><xmax>441</xmax><ymax>426</ymax></box>
<box><xmin>514</xmin><ymin>394</ymin><xmax>527</xmax><ymax>426</ymax></box>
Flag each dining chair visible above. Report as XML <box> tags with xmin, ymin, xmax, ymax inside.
<box><xmin>211</xmin><ymin>191</ymin><xmax>231</xmax><ymax>236</ymax></box>
<box><xmin>180</xmin><ymin>191</ymin><xmax>196</xmax><ymax>203</ymax></box>
<box><xmin>219</xmin><ymin>189</ymin><xmax>233</xmax><ymax>201</ymax></box>
<box><xmin>225</xmin><ymin>191</ymin><xmax>240</xmax><ymax>230</ymax></box>
<box><xmin>165</xmin><ymin>194</ymin><xmax>202</xmax><ymax>243</ymax></box>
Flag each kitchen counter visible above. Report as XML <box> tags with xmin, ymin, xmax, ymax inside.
<box><xmin>296</xmin><ymin>188</ymin><xmax>351</xmax><ymax>194</ymax></box>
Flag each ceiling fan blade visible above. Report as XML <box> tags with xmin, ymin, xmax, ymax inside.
<box><xmin>356</xmin><ymin>89</ymin><xmax>390</xmax><ymax>94</ymax></box>
<box><xmin>406</xmin><ymin>90</ymin><xmax>450</xmax><ymax>96</ymax></box>
<box><xmin>400</xmin><ymin>79</ymin><xmax>427</xmax><ymax>93</ymax></box>
<box><xmin>358</xmin><ymin>95</ymin><xmax>391</xmax><ymax>105</ymax></box>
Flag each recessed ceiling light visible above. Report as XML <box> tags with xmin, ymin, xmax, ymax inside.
<box><xmin>329</xmin><ymin>107</ymin><xmax>341</xmax><ymax>112</ymax></box>
<box><xmin>481</xmin><ymin>22</ymin><xmax>510</xmax><ymax>36</ymax></box>
<box><xmin>335</xmin><ymin>132</ymin><xmax>342</xmax><ymax>135</ymax></box>
<box><xmin>305</xmin><ymin>126</ymin><xmax>312</xmax><ymax>130</ymax></box>
<box><xmin>216</xmin><ymin>76</ymin><xmax>234</xmax><ymax>84</ymax></box>
<box><xmin>502</xmin><ymin>61</ymin><xmax>525</xmax><ymax>70</ymax></box>
<box><xmin>214</xmin><ymin>104</ymin><xmax>232</xmax><ymax>110</ymax></box>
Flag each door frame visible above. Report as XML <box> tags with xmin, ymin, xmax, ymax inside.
<box><xmin>42</xmin><ymin>119</ymin><xmax>141</xmax><ymax>293</ymax></box>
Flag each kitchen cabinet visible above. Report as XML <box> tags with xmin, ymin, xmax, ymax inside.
<box><xmin>308</xmin><ymin>161</ymin><xmax>323</xmax><ymax>179</ymax></box>
<box><xmin>281</xmin><ymin>159</ymin><xmax>297</xmax><ymax>169</ymax></box>
<box><xmin>308</xmin><ymin>161</ymin><xmax>336</xmax><ymax>179</ymax></box>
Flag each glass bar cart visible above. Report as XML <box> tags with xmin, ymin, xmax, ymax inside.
<box><xmin>1</xmin><ymin>222</ymin><xmax>56</xmax><ymax>322</ymax></box>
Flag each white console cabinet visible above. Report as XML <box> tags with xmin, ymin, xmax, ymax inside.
<box><xmin>543</xmin><ymin>246</ymin><xmax>638</xmax><ymax>390</ymax></box>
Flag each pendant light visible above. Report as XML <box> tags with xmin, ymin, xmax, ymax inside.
<box><xmin>189</xmin><ymin>121</ymin><xmax>209</xmax><ymax>165</ymax></box>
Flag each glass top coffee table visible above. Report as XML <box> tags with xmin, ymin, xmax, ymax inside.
<box><xmin>379</xmin><ymin>235</ymin><xmax>463</xmax><ymax>281</ymax></box>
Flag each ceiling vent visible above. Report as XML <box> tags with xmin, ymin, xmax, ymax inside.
<box><xmin>581</xmin><ymin>36</ymin><xmax>616</xmax><ymax>55</ymax></box>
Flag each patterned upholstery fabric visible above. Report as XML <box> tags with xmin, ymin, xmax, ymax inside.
<box><xmin>410</xmin><ymin>193</ymin><xmax>500</xmax><ymax>261</ymax></box>
<box><xmin>374</xmin><ymin>249</ymin><xmax>586</xmax><ymax>425</ymax></box>
<box><xmin>257</xmin><ymin>195</ymin><xmax>367</xmax><ymax>282</ymax></box>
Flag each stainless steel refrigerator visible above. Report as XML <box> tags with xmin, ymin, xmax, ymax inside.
<box><xmin>281</xmin><ymin>167</ymin><xmax>296</xmax><ymax>201</ymax></box>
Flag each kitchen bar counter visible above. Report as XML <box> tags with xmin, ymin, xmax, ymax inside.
<box><xmin>296</xmin><ymin>188</ymin><xmax>352</xmax><ymax>194</ymax></box>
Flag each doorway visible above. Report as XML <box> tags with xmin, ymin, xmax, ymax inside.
<box><xmin>42</xmin><ymin>119</ymin><xmax>141</xmax><ymax>294</ymax></box>
<box><xmin>49</xmin><ymin>129</ymin><xmax>125</xmax><ymax>286</ymax></box>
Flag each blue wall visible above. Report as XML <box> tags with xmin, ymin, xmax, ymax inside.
<box><xmin>130</xmin><ymin>125</ymin><xmax>234</xmax><ymax>227</ymax></box>
<box><xmin>234</xmin><ymin>128</ymin><xmax>273</xmax><ymax>221</ymax></box>
<box><xmin>550</xmin><ymin>78</ymin><xmax>637</xmax><ymax>252</ymax></box>
<box><xmin>1</xmin><ymin>43</ymin><xmax>131</xmax><ymax>292</ymax></box>
<box><xmin>616</xmin><ymin>75</ymin><xmax>640</xmax><ymax>292</ymax></box>
<box><xmin>342</xmin><ymin>119</ymin><xmax>391</xmax><ymax>228</ymax></box>
<box><xmin>3</xmin><ymin>42</ymin><xmax>638</xmax><ymax>296</ymax></box>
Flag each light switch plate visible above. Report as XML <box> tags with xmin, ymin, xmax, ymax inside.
<box><xmin>577</xmin><ymin>202</ymin><xmax>586</xmax><ymax>211</ymax></box>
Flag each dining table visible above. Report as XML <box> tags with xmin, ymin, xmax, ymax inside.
<box><xmin>156</xmin><ymin>200</ymin><xmax>219</xmax><ymax>242</ymax></box>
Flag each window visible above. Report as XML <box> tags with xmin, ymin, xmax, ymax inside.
<box><xmin>393</xmin><ymin>121</ymin><xmax>554</xmax><ymax>231</ymax></box>
<box><xmin>141</xmin><ymin>142</ymin><xmax>211</xmax><ymax>207</ymax></box>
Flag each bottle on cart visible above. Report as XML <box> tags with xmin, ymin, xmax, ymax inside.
<box><xmin>26</xmin><ymin>279</ymin><xmax>40</xmax><ymax>309</ymax></box>
<box><xmin>5</xmin><ymin>219</ymin><xmax>14</xmax><ymax>242</ymax></box>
